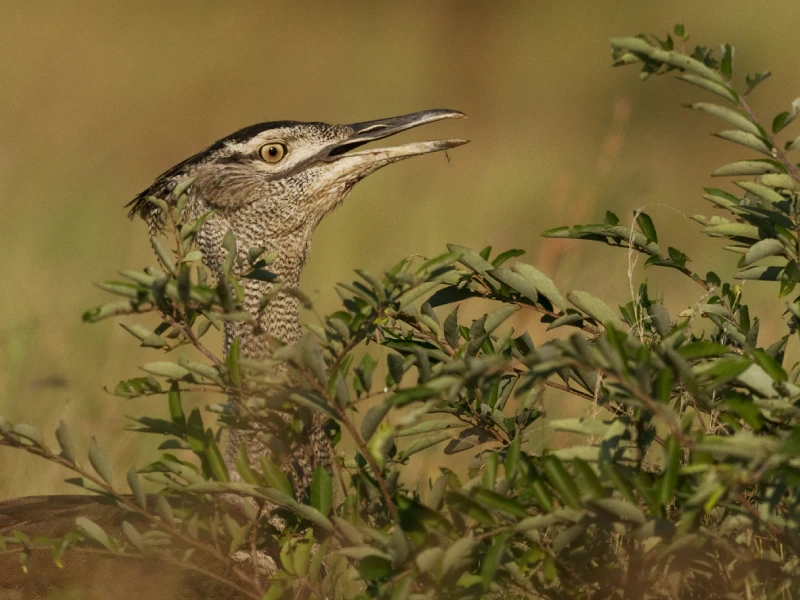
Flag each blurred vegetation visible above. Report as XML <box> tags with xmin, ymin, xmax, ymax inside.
<box><xmin>4</xmin><ymin>21</ymin><xmax>800</xmax><ymax>599</ymax></box>
<box><xmin>3</xmin><ymin>2</ymin><xmax>800</xmax><ymax>505</ymax></box>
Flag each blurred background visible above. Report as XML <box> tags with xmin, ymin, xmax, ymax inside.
<box><xmin>2</xmin><ymin>1</ymin><xmax>799</xmax><ymax>498</ymax></box>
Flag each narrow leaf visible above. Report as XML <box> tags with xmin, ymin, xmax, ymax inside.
<box><xmin>88</xmin><ymin>438</ymin><xmax>113</xmax><ymax>485</ymax></box>
<box><xmin>686</xmin><ymin>102</ymin><xmax>761</xmax><ymax>136</ymax></box>
<box><xmin>55</xmin><ymin>421</ymin><xmax>76</xmax><ymax>463</ymax></box>
<box><xmin>311</xmin><ymin>467</ymin><xmax>333</xmax><ymax>516</ymax></box>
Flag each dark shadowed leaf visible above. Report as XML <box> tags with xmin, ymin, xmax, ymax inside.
<box><xmin>636</xmin><ymin>212</ymin><xmax>658</xmax><ymax>244</ymax></box>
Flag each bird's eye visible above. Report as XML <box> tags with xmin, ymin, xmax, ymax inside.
<box><xmin>259</xmin><ymin>143</ymin><xmax>287</xmax><ymax>163</ymax></box>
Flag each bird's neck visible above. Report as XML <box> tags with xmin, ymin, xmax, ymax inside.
<box><xmin>222</xmin><ymin>240</ymin><xmax>316</xmax><ymax>488</ymax></box>
<box><xmin>223</xmin><ymin>243</ymin><xmax>307</xmax><ymax>360</ymax></box>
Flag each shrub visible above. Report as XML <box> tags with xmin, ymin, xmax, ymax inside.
<box><xmin>2</xmin><ymin>24</ymin><xmax>800</xmax><ymax>600</ymax></box>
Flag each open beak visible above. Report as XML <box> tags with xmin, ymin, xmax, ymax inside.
<box><xmin>326</xmin><ymin>109</ymin><xmax>468</xmax><ymax>163</ymax></box>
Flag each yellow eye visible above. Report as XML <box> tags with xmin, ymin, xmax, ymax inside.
<box><xmin>259</xmin><ymin>143</ymin><xmax>287</xmax><ymax>163</ymax></box>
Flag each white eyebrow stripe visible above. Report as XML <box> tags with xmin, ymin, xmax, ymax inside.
<box><xmin>357</xmin><ymin>124</ymin><xmax>389</xmax><ymax>134</ymax></box>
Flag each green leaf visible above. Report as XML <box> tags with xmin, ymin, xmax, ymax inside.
<box><xmin>712</xmin><ymin>130</ymin><xmax>772</xmax><ymax>156</ymax></box>
<box><xmin>473</xmin><ymin>488</ymin><xmax>528</xmax><ymax>518</ymax></box>
<box><xmin>400</xmin><ymin>433</ymin><xmax>451</xmax><ymax>459</ymax></box>
<box><xmin>567</xmin><ymin>290</ymin><xmax>625</xmax><ymax>330</ymax></box>
<box><xmin>678</xmin><ymin>74</ymin><xmax>737</xmax><ymax>104</ymax></box>
<box><xmin>703</xmin><ymin>222</ymin><xmax>761</xmax><ymax>240</ymax></box>
<box><xmin>235</xmin><ymin>443</ymin><xmax>262</xmax><ymax>485</ymax></box>
<box><xmin>447</xmin><ymin>243</ymin><xmax>495</xmax><ymax>274</ymax></box>
<box><xmin>735</xmin><ymin>181</ymin><xmax>786</xmax><ymax>205</ymax></box>
<box><xmin>443</xmin><ymin>305</ymin><xmax>460</xmax><ymax>349</ymax></box>
<box><xmin>82</xmin><ymin>301</ymin><xmax>136</xmax><ymax>323</ymax></box>
<box><xmin>504</xmin><ymin>434</ymin><xmax>522</xmax><ymax>482</ymax></box>
<box><xmin>720</xmin><ymin>43</ymin><xmax>734</xmax><ymax>80</ymax></box>
<box><xmin>361</xmin><ymin>403</ymin><xmax>391</xmax><ymax>441</ymax></box>
<box><xmin>781</xmin><ymin>260</ymin><xmax>800</xmax><ymax>297</ymax></box>
<box><xmin>260</xmin><ymin>489</ymin><xmax>333</xmax><ymax>531</ymax></box>
<box><xmin>357</xmin><ymin>556</ymin><xmax>393</xmax><ymax>581</ymax></box>
<box><xmin>636</xmin><ymin>212</ymin><xmax>658</xmax><ymax>244</ymax></box>
<box><xmin>480</xmin><ymin>533</ymin><xmax>510</xmax><ymax>590</ymax></box>
<box><xmin>226</xmin><ymin>337</ymin><xmax>242</xmax><ymax>386</ymax></box>
<box><xmin>552</xmin><ymin>524</ymin><xmax>586</xmax><ymax>554</ymax></box>
<box><xmin>752</xmin><ymin>349</ymin><xmax>787</xmax><ymax>382</ymax></box>
<box><xmin>658</xmin><ymin>435</ymin><xmax>681</xmax><ymax>507</ymax></box>
<box><xmin>550</xmin><ymin>418</ymin><xmax>610</xmax><ymax>437</ymax></box>
<box><xmin>415</xmin><ymin>546</ymin><xmax>444</xmax><ymax>576</ymax></box>
<box><xmin>686</xmin><ymin>102</ymin><xmax>761</xmax><ymax>136</ymax></box>
<box><xmin>355</xmin><ymin>353</ymin><xmax>377</xmax><ymax>394</ymax></box>
<box><xmin>178</xmin><ymin>357</ymin><xmax>223</xmax><ymax>384</ymax></box>
<box><xmin>677</xmin><ymin>341</ymin><xmax>730</xmax><ymax>359</ymax></box>
<box><xmin>88</xmin><ymin>438</ymin><xmax>113</xmax><ymax>485</ymax></box>
<box><xmin>735</xmin><ymin>265</ymin><xmax>783</xmax><ymax>281</ymax></box>
<box><xmin>591</xmin><ymin>498</ymin><xmax>645</xmax><ymax>524</ymax></box>
<box><xmin>311</xmin><ymin>466</ymin><xmax>332</xmax><ymax>516</ymax></box>
<box><xmin>395</xmin><ymin>419</ymin><xmax>460</xmax><ymax>437</ymax></box>
<box><xmin>127</xmin><ymin>469</ymin><xmax>147</xmax><ymax>510</ymax></box>
<box><xmin>122</xmin><ymin>521</ymin><xmax>145</xmax><ymax>554</ymax></box>
<box><xmin>167</xmin><ymin>382</ymin><xmax>186</xmax><ymax>432</ymax></box>
<box><xmin>182</xmin><ymin>249</ymin><xmax>203</xmax><ymax>263</ymax></box>
<box><xmin>483</xmin><ymin>304</ymin><xmax>520</xmax><ymax>334</ymax></box>
<box><xmin>337</xmin><ymin>546</ymin><xmax>393</xmax><ymax>561</ymax></box>
<box><xmin>698</xmin><ymin>357</ymin><xmax>751</xmax><ymax>388</ymax></box>
<box><xmin>386</xmin><ymin>385</ymin><xmax>439</xmax><ymax>406</ymax></box>
<box><xmin>260</xmin><ymin>457</ymin><xmax>294</xmax><ymax>497</ymax></box>
<box><xmin>204</xmin><ymin>429</ymin><xmax>229</xmax><ymax>482</ymax></box>
<box><xmin>150</xmin><ymin>236</ymin><xmax>176</xmax><ymax>275</ymax></box>
<box><xmin>610</xmin><ymin>37</ymin><xmax>726</xmax><ymax>84</ymax></box>
<box><xmin>745</xmin><ymin>71</ymin><xmax>771</xmax><ymax>94</ymax></box>
<box><xmin>140</xmin><ymin>362</ymin><xmax>191</xmax><ymax>380</ymax></box>
<box><xmin>489</xmin><ymin>267</ymin><xmax>538</xmax><ymax>303</ymax></box>
<box><xmin>647</xmin><ymin>304</ymin><xmax>671</xmax><ymax>336</ymax></box>
<box><xmin>513</xmin><ymin>262</ymin><xmax>568</xmax><ymax>311</ymax></box>
<box><xmin>387</xmin><ymin>353</ymin><xmax>406</xmax><ymax>385</ymax></box>
<box><xmin>546</xmin><ymin>312</ymin><xmax>585</xmax><ymax>331</ymax></box>
<box><xmin>185</xmin><ymin>409</ymin><xmax>205</xmax><ymax>454</ymax></box>
<box><xmin>112</xmin><ymin>377</ymin><xmax>161</xmax><ymax>398</ymax></box>
<box><xmin>75</xmin><ymin>517</ymin><xmax>114</xmax><ymax>551</ymax></box>
<box><xmin>415</xmin><ymin>252</ymin><xmax>461</xmax><ymax>279</ymax></box>
<box><xmin>772</xmin><ymin>98</ymin><xmax>800</xmax><ymax>133</ymax></box>
<box><xmin>573</xmin><ymin>459</ymin><xmax>604</xmax><ymax>499</ymax></box>
<box><xmin>442</xmin><ymin>534</ymin><xmax>475</xmax><ymax>576</ymax></box>
<box><xmin>711</xmin><ymin>159</ymin><xmax>784</xmax><ymax>177</ymax></box>
<box><xmin>543</xmin><ymin>456</ymin><xmax>581</xmax><ymax>509</ymax></box>
<box><xmin>155</xmin><ymin>495</ymin><xmax>175</xmax><ymax>528</ymax></box>
<box><xmin>55</xmin><ymin>421</ymin><xmax>76</xmax><ymax>464</ymax></box>
<box><xmin>491</xmin><ymin>248</ymin><xmax>525</xmax><ymax>267</ymax></box>
<box><xmin>119</xmin><ymin>323</ymin><xmax>169</xmax><ymax>349</ymax></box>
<box><xmin>356</xmin><ymin>269</ymin><xmax>387</xmax><ymax>302</ymax></box>
<box><xmin>785</xmin><ymin>135</ymin><xmax>800</xmax><ymax>152</ymax></box>
<box><xmin>742</xmin><ymin>238</ymin><xmax>785</xmax><ymax>267</ymax></box>
<box><xmin>172</xmin><ymin>176</ymin><xmax>196</xmax><ymax>199</ymax></box>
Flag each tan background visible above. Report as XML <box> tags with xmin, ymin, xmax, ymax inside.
<box><xmin>2</xmin><ymin>1</ymin><xmax>798</xmax><ymax>497</ymax></box>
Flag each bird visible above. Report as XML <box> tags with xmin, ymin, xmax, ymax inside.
<box><xmin>128</xmin><ymin>108</ymin><xmax>467</xmax><ymax>493</ymax></box>
<box><xmin>0</xmin><ymin>109</ymin><xmax>467</xmax><ymax>599</ymax></box>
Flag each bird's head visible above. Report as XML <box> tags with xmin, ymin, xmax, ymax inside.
<box><xmin>129</xmin><ymin>110</ymin><xmax>467</xmax><ymax>270</ymax></box>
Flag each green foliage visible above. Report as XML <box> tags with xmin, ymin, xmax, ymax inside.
<box><xmin>3</xmin><ymin>23</ymin><xmax>800</xmax><ymax>600</ymax></box>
